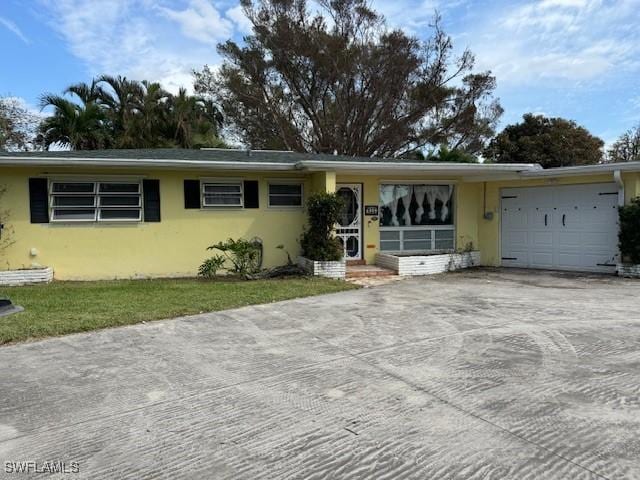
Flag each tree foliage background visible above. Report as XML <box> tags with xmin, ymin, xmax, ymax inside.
<box><xmin>608</xmin><ymin>124</ymin><xmax>640</xmax><ymax>163</ymax></box>
<box><xmin>483</xmin><ymin>114</ymin><xmax>604</xmax><ymax>168</ymax></box>
<box><xmin>0</xmin><ymin>97</ymin><xmax>40</xmax><ymax>152</ymax></box>
<box><xmin>194</xmin><ymin>0</ymin><xmax>502</xmax><ymax>157</ymax></box>
<box><xmin>38</xmin><ymin>76</ymin><xmax>226</xmax><ymax>150</ymax></box>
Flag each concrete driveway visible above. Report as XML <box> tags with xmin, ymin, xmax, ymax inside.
<box><xmin>1</xmin><ymin>269</ymin><xmax>639</xmax><ymax>479</ymax></box>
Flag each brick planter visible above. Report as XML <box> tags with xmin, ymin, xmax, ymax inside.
<box><xmin>376</xmin><ymin>251</ymin><xmax>480</xmax><ymax>276</ymax></box>
<box><xmin>0</xmin><ymin>267</ymin><xmax>54</xmax><ymax>286</ymax></box>
<box><xmin>297</xmin><ymin>257</ymin><xmax>346</xmax><ymax>279</ymax></box>
<box><xmin>617</xmin><ymin>263</ymin><xmax>640</xmax><ymax>278</ymax></box>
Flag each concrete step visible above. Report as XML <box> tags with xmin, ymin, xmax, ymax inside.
<box><xmin>346</xmin><ymin>265</ymin><xmax>397</xmax><ymax>279</ymax></box>
<box><xmin>346</xmin><ymin>259</ymin><xmax>367</xmax><ymax>266</ymax></box>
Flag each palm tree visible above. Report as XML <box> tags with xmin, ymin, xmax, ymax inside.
<box><xmin>96</xmin><ymin>75</ymin><xmax>144</xmax><ymax>148</ymax></box>
<box><xmin>64</xmin><ymin>79</ymin><xmax>105</xmax><ymax>105</ymax></box>
<box><xmin>38</xmin><ymin>74</ymin><xmax>226</xmax><ymax>150</ymax></box>
<box><xmin>137</xmin><ymin>81</ymin><xmax>171</xmax><ymax>147</ymax></box>
<box><xmin>168</xmin><ymin>88</ymin><xmax>224</xmax><ymax>148</ymax></box>
<box><xmin>38</xmin><ymin>93</ymin><xmax>110</xmax><ymax>150</ymax></box>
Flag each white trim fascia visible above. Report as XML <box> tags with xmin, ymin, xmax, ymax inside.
<box><xmin>519</xmin><ymin>162</ymin><xmax>640</xmax><ymax>177</ymax></box>
<box><xmin>0</xmin><ymin>157</ymin><xmax>296</xmax><ymax>170</ymax></box>
<box><xmin>379</xmin><ymin>179</ymin><xmax>458</xmax><ymax>184</ymax></box>
<box><xmin>296</xmin><ymin>161</ymin><xmax>542</xmax><ymax>173</ymax></box>
<box><xmin>460</xmin><ymin>173</ymin><xmax>524</xmax><ymax>182</ymax></box>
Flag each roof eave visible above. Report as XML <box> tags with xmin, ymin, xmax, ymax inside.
<box><xmin>296</xmin><ymin>160</ymin><xmax>541</xmax><ymax>174</ymax></box>
<box><xmin>520</xmin><ymin>161</ymin><xmax>640</xmax><ymax>177</ymax></box>
<box><xmin>0</xmin><ymin>157</ymin><xmax>296</xmax><ymax>171</ymax></box>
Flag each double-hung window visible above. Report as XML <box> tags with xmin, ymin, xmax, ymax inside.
<box><xmin>50</xmin><ymin>181</ymin><xmax>142</xmax><ymax>222</ymax></box>
<box><xmin>202</xmin><ymin>181</ymin><xmax>243</xmax><ymax>207</ymax></box>
<box><xmin>268</xmin><ymin>182</ymin><xmax>303</xmax><ymax>207</ymax></box>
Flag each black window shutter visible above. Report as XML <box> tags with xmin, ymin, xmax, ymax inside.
<box><xmin>143</xmin><ymin>179</ymin><xmax>161</xmax><ymax>222</ymax></box>
<box><xmin>244</xmin><ymin>180</ymin><xmax>259</xmax><ymax>208</ymax></box>
<box><xmin>29</xmin><ymin>178</ymin><xmax>49</xmax><ymax>223</ymax></box>
<box><xmin>184</xmin><ymin>180</ymin><xmax>200</xmax><ymax>209</ymax></box>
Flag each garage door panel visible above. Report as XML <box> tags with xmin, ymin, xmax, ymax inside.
<box><xmin>502</xmin><ymin>209</ymin><xmax>528</xmax><ymax>229</ymax></box>
<box><xmin>555</xmin><ymin>252</ymin><xmax>584</xmax><ymax>269</ymax></box>
<box><xmin>579</xmin><ymin>209</ymin><xmax>618</xmax><ymax>229</ymax></box>
<box><xmin>531</xmin><ymin>231</ymin><xmax>553</xmax><ymax>248</ymax></box>
<box><xmin>582</xmin><ymin>231</ymin><xmax>616</xmax><ymax>250</ymax></box>
<box><xmin>557</xmin><ymin>230</ymin><xmax>582</xmax><ymax>248</ymax></box>
<box><xmin>530</xmin><ymin>252</ymin><xmax>554</xmax><ymax>268</ymax></box>
<box><xmin>504</xmin><ymin>230</ymin><xmax>528</xmax><ymax>247</ymax></box>
<box><xmin>532</xmin><ymin>209</ymin><xmax>553</xmax><ymax>228</ymax></box>
<box><xmin>501</xmin><ymin>183</ymin><xmax>619</xmax><ymax>273</ymax></box>
<box><xmin>583</xmin><ymin>253</ymin><xmax>616</xmax><ymax>270</ymax></box>
<box><xmin>502</xmin><ymin>250</ymin><xmax>528</xmax><ymax>267</ymax></box>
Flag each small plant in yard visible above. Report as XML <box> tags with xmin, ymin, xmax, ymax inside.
<box><xmin>198</xmin><ymin>255</ymin><xmax>226</xmax><ymax>278</ymax></box>
<box><xmin>0</xmin><ymin>185</ymin><xmax>15</xmax><ymax>268</ymax></box>
<box><xmin>276</xmin><ymin>244</ymin><xmax>294</xmax><ymax>266</ymax></box>
<box><xmin>207</xmin><ymin>238</ymin><xmax>263</xmax><ymax>275</ymax></box>
<box><xmin>619</xmin><ymin>197</ymin><xmax>640</xmax><ymax>264</ymax></box>
<box><xmin>300</xmin><ymin>192</ymin><xmax>344</xmax><ymax>261</ymax></box>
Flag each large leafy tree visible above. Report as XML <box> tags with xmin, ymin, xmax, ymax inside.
<box><xmin>194</xmin><ymin>0</ymin><xmax>502</xmax><ymax>157</ymax></box>
<box><xmin>0</xmin><ymin>97</ymin><xmax>40</xmax><ymax>151</ymax></box>
<box><xmin>483</xmin><ymin>114</ymin><xmax>604</xmax><ymax>168</ymax></box>
<box><xmin>38</xmin><ymin>76</ymin><xmax>225</xmax><ymax>150</ymax></box>
<box><xmin>608</xmin><ymin>124</ymin><xmax>640</xmax><ymax>163</ymax></box>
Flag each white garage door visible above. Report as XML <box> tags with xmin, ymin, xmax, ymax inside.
<box><xmin>501</xmin><ymin>183</ymin><xmax>619</xmax><ymax>273</ymax></box>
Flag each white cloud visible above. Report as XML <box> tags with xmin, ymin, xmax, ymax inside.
<box><xmin>159</xmin><ymin>0</ymin><xmax>234</xmax><ymax>45</ymax></box>
<box><xmin>0</xmin><ymin>16</ymin><xmax>30</xmax><ymax>44</ymax></box>
<box><xmin>226</xmin><ymin>4</ymin><xmax>252</xmax><ymax>35</ymax></box>
<box><xmin>472</xmin><ymin>0</ymin><xmax>640</xmax><ymax>86</ymax></box>
<box><xmin>37</xmin><ymin>0</ymin><xmax>245</xmax><ymax>94</ymax></box>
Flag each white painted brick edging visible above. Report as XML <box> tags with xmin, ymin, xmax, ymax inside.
<box><xmin>297</xmin><ymin>257</ymin><xmax>346</xmax><ymax>279</ymax></box>
<box><xmin>0</xmin><ymin>267</ymin><xmax>54</xmax><ymax>286</ymax></box>
<box><xmin>617</xmin><ymin>263</ymin><xmax>640</xmax><ymax>278</ymax></box>
<box><xmin>376</xmin><ymin>251</ymin><xmax>480</xmax><ymax>276</ymax></box>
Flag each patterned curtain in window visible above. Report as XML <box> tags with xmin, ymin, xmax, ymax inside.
<box><xmin>380</xmin><ymin>184</ymin><xmax>453</xmax><ymax>226</ymax></box>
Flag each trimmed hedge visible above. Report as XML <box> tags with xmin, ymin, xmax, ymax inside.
<box><xmin>619</xmin><ymin>197</ymin><xmax>640</xmax><ymax>264</ymax></box>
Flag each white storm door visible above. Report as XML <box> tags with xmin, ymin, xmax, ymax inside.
<box><xmin>336</xmin><ymin>184</ymin><xmax>363</xmax><ymax>260</ymax></box>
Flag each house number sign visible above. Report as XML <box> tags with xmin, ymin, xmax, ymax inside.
<box><xmin>364</xmin><ymin>205</ymin><xmax>379</xmax><ymax>216</ymax></box>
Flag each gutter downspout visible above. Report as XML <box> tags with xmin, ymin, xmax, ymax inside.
<box><xmin>614</xmin><ymin>170</ymin><xmax>624</xmax><ymax>206</ymax></box>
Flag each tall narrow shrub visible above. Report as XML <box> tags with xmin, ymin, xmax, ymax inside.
<box><xmin>619</xmin><ymin>198</ymin><xmax>640</xmax><ymax>264</ymax></box>
<box><xmin>300</xmin><ymin>193</ymin><xmax>344</xmax><ymax>261</ymax></box>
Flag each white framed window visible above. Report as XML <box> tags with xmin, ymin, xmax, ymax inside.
<box><xmin>268</xmin><ymin>182</ymin><xmax>303</xmax><ymax>207</ymax></box>
<box><xmin>202</xmin><ymin>181</ymin><xmax>243</xmax><ymax>207</ymax></box>
<box><xmin>379</xmin><ymin>184</ymin><xmax>455</xmax><ymax>253</ymax></box>
<box><xmin>49</xmin><ymin>180</ymin><xmax>142</xmax><ymax>222</ymax></box>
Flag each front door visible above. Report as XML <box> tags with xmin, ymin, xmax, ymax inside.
<box><xmin>336</xmin><ymin>184</ymin><xmax>363</xmax><ymax>260</ymax></box>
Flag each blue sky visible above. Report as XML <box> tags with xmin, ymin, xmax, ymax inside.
<box><xmin>1</xmin><ymin>0</ymin><xmax>639</xmax><ymax>146</ymax></box>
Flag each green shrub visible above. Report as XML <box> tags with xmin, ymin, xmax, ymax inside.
<box><xmin>198</xmin><ymin>255</ymin><xmax>226</xmax><ymax>278</ymax></box>
<box><xmin>207</xmin><ymin>238</ymin><xmax>262</xmax><ymax>275</ymax></box>
<box><xmin>300</xmin><ymin>192</ymin><xmax>344</xmax><ymax>261</ymax></box>
<box><xmin>619</xmin><ymin>197</ymin><xmax>640</xmax><ymax>264</ymax></box>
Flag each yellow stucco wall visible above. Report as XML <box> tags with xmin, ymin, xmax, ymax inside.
<box><xmin>336</xmin><ymin>175</ymin><xmax>479</xmax><ymax>265</ymax></box>
<box><xmin>476</xmin><ymin>172</ymin><xmax>639</xmax><ymax>267</ymax></box>
<box><xmin>0</xmin><ymin>167</ymin><xmax>311</xmax><ymax>280</ymax></box>
<box><xmin>1</xmin><ymin>166</ymin><xmax>637</xmax><ymax>279</ymax></box>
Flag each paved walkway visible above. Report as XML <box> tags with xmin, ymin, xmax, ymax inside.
<box><xmin>0</xmin><ymin>269</ymin><xmax>639</xmax><ymax>479</ymax></box>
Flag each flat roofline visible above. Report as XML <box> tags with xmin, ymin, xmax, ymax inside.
<box><xmin>8</xmin><ymin>154</ymin><xmax>638</xmax><ymax>177</ymax></box>
<box><xmin>0</xmin><ymin>157</ymin><xmax>296</xmax><ymax>171</ymax></box>
<box><xmin>0</xmin><ymin>155</ymin><xmax>542</xmax><ymax>175</ymax></box>
<box><xmin>520</xmin><ymin>161</ymin><xmax>640</xmax><ymax>177</ymax></box>
<box><xmin>296</xmin><ymin>160</ymin><xmax>541</xmax><ymax>173</ymax></box>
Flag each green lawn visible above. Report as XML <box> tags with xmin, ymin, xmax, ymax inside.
<box><xmin>0</xmin><ymin>277</ymin><xmax>357</xmax><ymax>345</ymax></box>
